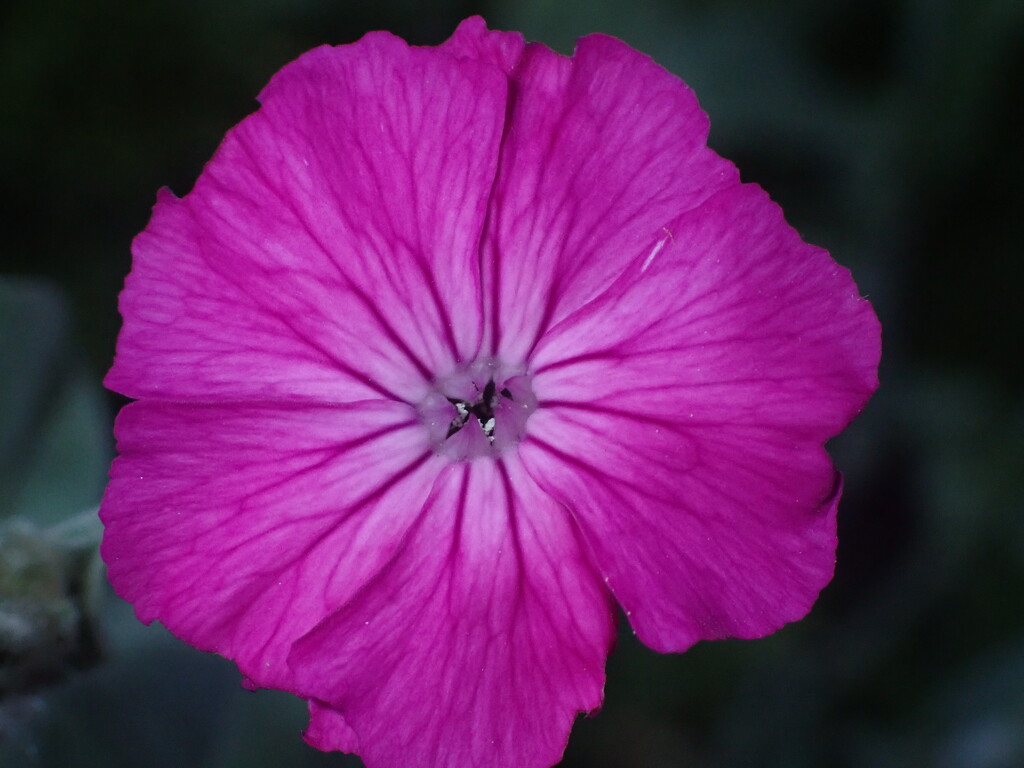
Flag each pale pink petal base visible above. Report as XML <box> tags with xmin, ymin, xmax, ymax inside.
<box><xmin>288</xmin><ymin>458</ymin><xmax>615</xmax><ymax>768</ymax></box>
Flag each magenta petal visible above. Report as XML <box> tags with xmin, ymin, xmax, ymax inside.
<box><xmin>480</xmin><ymin>33</ymin><xmax>739</xmax><ymax>361</ymax></box>
<box><xmin>304</xmin><ymin>700</ymin><xmax>359</xmax><ymax>754</ymax></box>
<box><xmin>107</xmin><ymin>32</ymin><xmax>510</xmax><ymax>403</ymax></box>
<box><xmin>439</xmin><ymin>15</ymin><xmax>526</xmax><ymax>72</ymax></box>
<box><xmin>288</xmin><ymin>457</ymin><xmax>615</xmax><ymax>768</ymax></box>
<box><xmin>100</xmin><ymin>400</ymin><xmax>445</xmax><ymax>690</ymax></box>
<box><xmin>523</xmin><ymin>184</ymin><xmax>880</xmax><ymax>652</ymax></box>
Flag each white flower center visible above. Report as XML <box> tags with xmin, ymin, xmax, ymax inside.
<box><xmin>418</xmin><ymin>359</ymin><xmax>537</xmax><ymax>460</ymax></box>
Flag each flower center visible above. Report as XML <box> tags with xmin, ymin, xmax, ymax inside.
<box><xmin>445</xmin><ymin>379</ymin><xmax>514</xmax><ymax>441</ymax></box>
<box><xmin>419</xmin><ymin>359</ymin><xmax>537</xmax><ymax>460</ymax></box>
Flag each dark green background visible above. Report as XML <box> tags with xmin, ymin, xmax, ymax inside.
<box><xmin>2</xmin><ymin>0</ymin><xmax>1022</xmax><ymax>766</ymax></box>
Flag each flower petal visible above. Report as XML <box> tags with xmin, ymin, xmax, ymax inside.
<box><xmin>479</xmin><ymin>32</ymin><xmax>740</xmax><ymax>362</ymax></box>
<box><xmin>304</xmin><ymin>700</ymin><xmax>359</xmax><ymax>754</ymax></box>
<box><xmin>108</xmin><ymin>32</ymin><xmax>510</xmax><ymax>404</ymax></box>
<box><xmin>523</xmin><ymin>184</ymin><xmax>880</xmax><ymax>652</ymax></box>
<box><xmin>100</xmin><ymin>399</ymin><xmax>446</xmax><ymax>690</ymax></box>
<box><xmin>439</xmin><ymin>15</ymin><xmax>525</xmax><ymax>72</ymax></box>
<box><xmin>288</xmin><ymin>457</ymin><xmax>614</xmax><ymax>768</ymax></box>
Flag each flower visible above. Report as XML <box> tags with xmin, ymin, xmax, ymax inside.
<box><xmin>100</xmin><ymin>16</ymin><xmax>880</xmax><ymax>768</ymax></box>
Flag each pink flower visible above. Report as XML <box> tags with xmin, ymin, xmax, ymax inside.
<box><xmin>100</xmin><ymin>16</ymin><xmax>880</xmax><ymax>768</ymax></box>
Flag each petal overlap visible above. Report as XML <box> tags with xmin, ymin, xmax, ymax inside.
<box><xmin>108</xmin><ymin>32</ymin><xmax>510</xmax><ymax>404</ymax></box>
<box><xmin>476</xmin><ymin>33</ymin><xmax>739</xmax><ymax>361</ymax></box>
<box><xmin>101</xmin><ymin>399</ymin><xmax>445</xmax><ymax>690</ymax></box>
<box><xmin>289</xmin><ymin>457</ymin><xmax>614</xmax><ymax>768</ymax></box>
<box><xmin>305</xmin><ymin>700</ymin><xmax>360</xmax><ymax>754</ymax></box>
<box><xmin>439</xmin><ymin>15</ymin><xmax>526</xmax><ymax>72</ymax></box>
<box><xmin>523</xmin><ymin>184</ymin><xmax>880</xmax><ymax>651</ymax></box>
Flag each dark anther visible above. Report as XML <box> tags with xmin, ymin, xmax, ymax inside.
<box><xmin>481</xmin><ymin>379</ymin><xmax>496</xmax><ymax>405</ymax></box>
<box><xmin>444</xmin><ymin>401</ymin><xmax>470</xmax><ymax>438</ymax></box>
<box><xmin>445</xmin><ymin>379</ymin><xmax>507</xmax><ymax>441</ymax></box>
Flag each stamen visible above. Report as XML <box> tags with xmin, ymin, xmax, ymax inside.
<box><xmin>445</xmin><ymin>378</ymin><xmax>507</xmax><ymax>442</ymax></box>
<box><xmin>422</xmin><ymin>362</ymin><xmax>536</xmax><ymax>459</ymax></box>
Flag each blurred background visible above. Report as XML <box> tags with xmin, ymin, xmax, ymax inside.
<box><xmin>2</xmin><ymin>0</ymin><xmax>1022</xmax><ymax>766</ymax></box>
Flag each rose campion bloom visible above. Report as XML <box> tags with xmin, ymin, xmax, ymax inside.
<box><xmin>100</xmin><ymin>16</ymin><xmax>880</xmax><ymax>768</ymax></box>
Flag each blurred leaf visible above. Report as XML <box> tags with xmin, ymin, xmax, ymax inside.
<box><xmin>205</xmin><ymin>687</ymin><xmax>357</xmax><ymax>768</ymax></box>
<box><xmin>31</xmin><ymin>639</ymin><xmax>240</xmax><ymax>768</ymax></box>
<box><xmin>0</xmin><ymin>277</ymin><xmax>110</xmax><ymax>757</ymax></box>
<box><xmin>0</xmin><ymin>278</ymin><xmax>69</xmax><ymax>511</ymax></box>
<box><xmin>0</xmin><ymin>277</ymin><xmax>110</xmax><ymax>525</ymax></box>
<box><xmin>921</xmin><ymin>642</ymin><xmax>1024</xmax><ymax>768</ymax></box>
<box><xmin>0</xmin><ymin>516</ymin><xmax>101</xmax><ymax>698</ymax></box>
<box><xmin>12</xmin><ymin>371</ymin><xmax>110</xmax><ymax>527</ymax></box>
